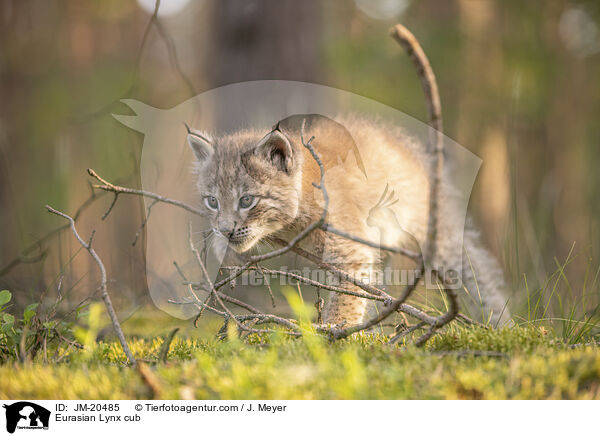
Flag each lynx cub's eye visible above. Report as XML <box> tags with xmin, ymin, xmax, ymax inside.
<box><xmin>204</xmin><ymin>196</ymin><xmax>219</xmax><ymax>211</ymax></box>
<box><xmin>239</xmin><ymin>194</ymin><xmax>256</xmax><ymax>210</ymax></box>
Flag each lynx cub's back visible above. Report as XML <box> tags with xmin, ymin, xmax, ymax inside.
<box><xmin>188</xmin><ymin>114</ymin><xmax>510</xmax><ymax>326</ymax></box>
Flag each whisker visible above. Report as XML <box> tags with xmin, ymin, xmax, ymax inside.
<box><xmin>204</xmin><ymin>234</ymin><xmax>217</xmax><ymax>255</ymax></box>
<box><xmin>195</xmin><ymin>230</ymin><xmax>215</xmax><ymax>243</ymax></box>
<box><xmin>192</xmin><ymin>229</ymin><xmax>213</xmax><ymax>235</ymax></box>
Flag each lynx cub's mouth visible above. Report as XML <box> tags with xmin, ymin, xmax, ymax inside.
<box><xmin>226</xmin><ymin>230</ymin><xmax>261</xmax><ymax>253</ymax></box>
<box><xmin>187</xmin><ymin>113</ymin><xmax>510</xmax><ymax>327</ymax></box>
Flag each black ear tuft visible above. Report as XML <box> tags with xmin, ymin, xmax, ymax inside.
<box><xmin>255</xmin><ymin>130</ymin><xmax>293</xmax><ymax>172</ymax></box>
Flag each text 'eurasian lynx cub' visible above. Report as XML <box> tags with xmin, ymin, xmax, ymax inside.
<box><xmin>188</xmin><ymin>114</ymin><xmax>509</xmax><ymax>326</ymax></box>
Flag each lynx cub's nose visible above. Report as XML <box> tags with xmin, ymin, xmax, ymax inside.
<box><xmin>219</xmin><ymin>221</ymin><xmax>237</xmax><ymax>238</ymax></box>
<box><xmin>219</xmin><ymin>227</ymin><xmax>233</xmax><ymax>238</ymax></box>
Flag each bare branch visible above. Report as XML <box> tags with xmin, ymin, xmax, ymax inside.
<box><xmin>215</xmin><ymin>266</ymin><xmax>385</xmax><ymax>302</ymax></box>
<box><xmin>74</xmin><ymin>0</ymin><xmax>196</xmax><ymax>123</ymax></box>
<box><xmin>389</xmin><ymin>322</ymin><xmax>426</xmax><ymax>345</ymax></box>
<box><xmin>101</xmin><ymin>193</ymin><xmax>119</xmax><ymax>220</ymax></box>
<box><xmin>322</xmin><ymin>223</ymin><xmax>420</xmax><ymax>261</ymax></box>
<box><xmin>88</xmin><ymin>168</ymin><xmax>203</xmax><ymax>216</ymax></box>
<box><xmin>391</xmin><ymin>23</ymin><xmax>444</xmax><ymax>265</ymax></box>
<box><xmin>1</xmin><ymin>172</ymin><xmax>133</xmax><ymax>277</ymax></box>
<box><xmin>268</xmin><ymin>237</ymin><xmax>394</xmax><ymax>302</ymax></box>
<box><xmin>390</xmin><ymin>24</ymin><xmax>443</xmax><ymax>152</ymax></box>
<box><xmin>132</xmin><ymin>198</ymin><xmax>159</xmax><ymax>246</ymax></box>
<box><xmin>45</xmin><ymin>205</ymin><xmax>136</xmax><ymax>365</ymax></box>
<box><xmin>173</xmin><ymin>261</ymin><xmax>262</xmax><ymax>314</ymax></box>
<box><xmin>187</xmin><ymin>222</ymin><xmax>302</xmax><ymax>337</ymax></box>
<box><xmin>331</xmin><ymin>260</ymin><xmax>424</xmax><ymax>340</ymax></box>
<box><xmin>256</xmin><ymin>264</ymin><xmax>276</xmax><ymax>308</ymax></box>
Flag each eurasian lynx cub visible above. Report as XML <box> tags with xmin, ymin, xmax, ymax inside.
<box><xmin>188</xmin><ymin>114</ymin><xmax>510</xmax><ymax>326</ymax></box>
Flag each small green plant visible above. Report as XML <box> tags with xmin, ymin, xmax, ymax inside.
<box><xmin>0</xmin><ymin>290</ymin><xmax>38</xmax><ymax>361</ymax></box>
<box><xmin>0</xmin><ymin>289</ymin><xmax>84</xmax><ymax>363</ymax></box>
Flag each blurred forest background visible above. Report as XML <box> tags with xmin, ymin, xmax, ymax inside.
<box><xmin>1</xmin><ymin>0</ymin><xmax>599</xmax><ymax>323</ymax></box>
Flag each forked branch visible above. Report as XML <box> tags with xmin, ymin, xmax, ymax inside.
<box><xmin>45</xmin><ymin>205</ymin><xmax>136</xmax><ymax>364</ymax></box>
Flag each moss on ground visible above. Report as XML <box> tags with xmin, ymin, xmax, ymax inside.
<box><xmin>1</xmin><ymin>324</ymin><xmax>599</xmax><ymax>400</ymax></box>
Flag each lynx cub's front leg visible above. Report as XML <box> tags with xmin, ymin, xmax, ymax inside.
<box><xmin>322</xmin><ymin>243</ymin><xmax>378</xmax><ymax>326</ymax></box>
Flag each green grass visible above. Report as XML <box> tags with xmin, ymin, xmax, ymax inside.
<box><xmin>2</xmin><ymin>245</ymin><xmax>600</xmax><ymax>400</ymax></box>
<box><xmin>1</xmin><ymin>322</ymin><xmax>599</xmax><ymax>400</ymax></box>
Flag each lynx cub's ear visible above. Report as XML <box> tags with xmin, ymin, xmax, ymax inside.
<box><xmin>185</xmin><ymin>124</ymin><xmax>213</xmax><ymax>161</ymax></box>
<box><xmin>255</xmin><ymin>129</ymin><xmax>293</xmax><ymax>172</ymax></box>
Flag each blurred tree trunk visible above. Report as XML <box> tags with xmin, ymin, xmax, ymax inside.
<box><xmin>457</xmin><ymin>1</ymin><xmax>512</xmax><ymax>267</ymax></box>
<box><xmin>204</xmin><ymin>0</ymin><xmax>321</xmax><ymax>87</ymax></box>
<box><xmin>457</xmin><ymin>1</ymin><xmax>509</xmax><ymax>234</ymax></box>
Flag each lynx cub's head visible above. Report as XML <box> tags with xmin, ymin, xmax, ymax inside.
<box><xmin>188</xmin><ymin>126</ymin><xmax>303</xmax><ymax>254</ymax></box>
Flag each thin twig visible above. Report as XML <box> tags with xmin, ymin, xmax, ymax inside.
<box><xmin>322</xmin><ymin>223</ymin><xmax>420</xmax><ymax>261</ymax></box>
<box><xmin>74</xmin><ymin>0</ymin><xmax>196</xmax><ymax>123</ymax></box>
<box><xmin>132</xmin><ymin>198</ymin><xmax>159</xmax><ymax>246</ymax></box>
<box><xmin>391</xmin><ymin>24</ymin><xmax>444</xmax><ymax>264</ymax></box>
<box><xmin>137</xmin><ymin>362</ymin><xmax>163</xmax><ymax>399</ymax></box>
<box><xmin>390</xmin><ymin>24</ymin><xmax>443</xmax><ymax>152</ymax></box>
<box><xmin>88</xmin><ymin>168</ymin><xmax>203</xmax><ymax>216</ymax></box>
<box><xmin>173</xmin><ymin>261</ymin><xmax>262</xmax><ymax>314</ymax></box>
<box><xmin>187</xmin><ymin>222</ymin><xmax>301</xmax><ymax>336</ymax></box>
<box><xmin>45</xmin><ymin>205</ymin><xmax>136</xmax><ymax>365</ymax></box>
<box><xmin>102</xmin><ymin>193</ymin><xmax>119</xmax><ymax>220</ymax></box>
<box><xmin>389</xmin><ymin>321</ymin><xmax>426</xmax><ymax>344</ymax></box>
<box><xmin>213</xmin><ymin>266</ymin><xmax>385</xmax><ymax>302</ymax></box>
<box><xmin>1</xmin><ymin>172</ymin><xmax>133</xmax><ymax>277</ymax></box>
<box><xmin>268</xmin><ymin>237</ymin><xmax>395</xmax><ymax>302</ymax></box>
<box><xmin>158</xmin><ymin>327</ymin><xmax>179</xmax><ymax>363</ymax></box>
<box><xmin>256</xmin><ymin>264</ymin><xmax>276</xmax><ymax>308</ymax></box>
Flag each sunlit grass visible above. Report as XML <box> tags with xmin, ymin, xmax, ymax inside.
<box><xmin>1</xmin><ymin>325</ymin><xmax>599</xmax><ymax>400</ymax></box>
<box><xmin>2</xmin><ymin>248</ymin><xmax>599</xmax><ymax>400</ymax></box>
